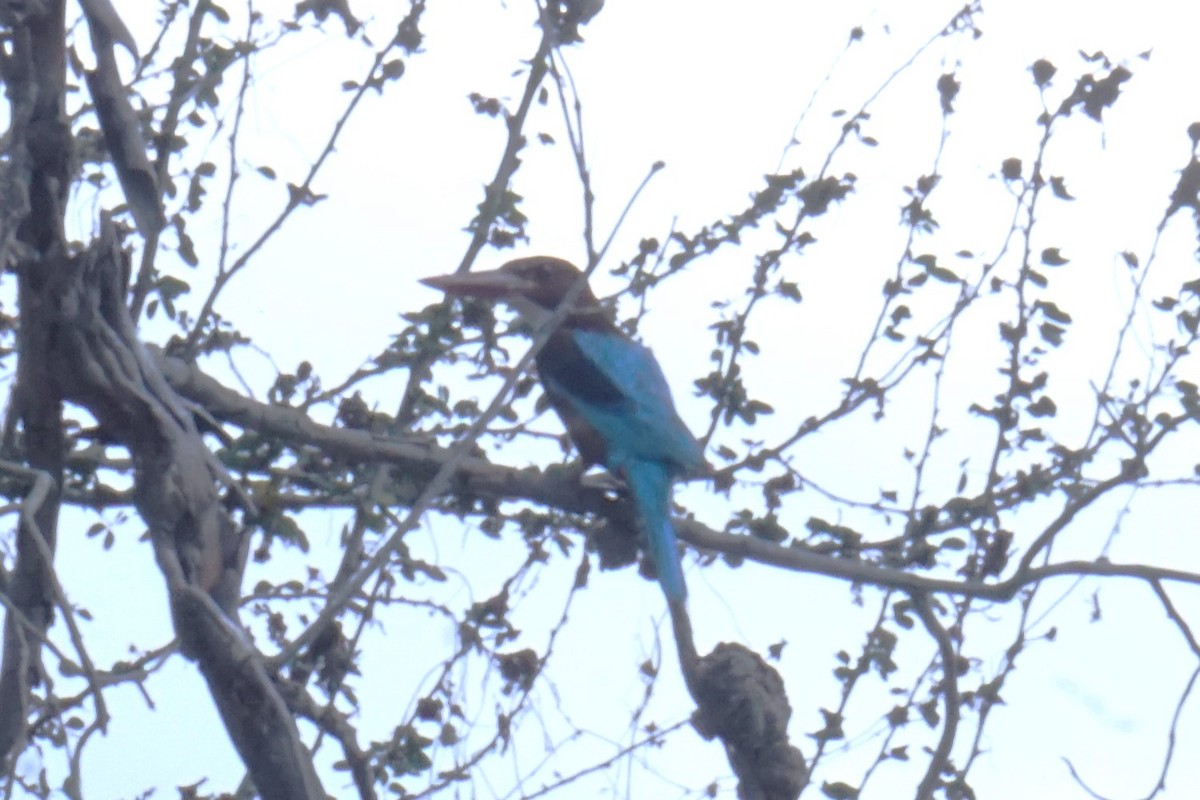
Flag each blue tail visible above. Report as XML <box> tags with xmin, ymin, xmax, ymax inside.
<box><xmin>622</xmin><ymin>460</ymin><xmax>686</xmax><ymax>602</ymax></box>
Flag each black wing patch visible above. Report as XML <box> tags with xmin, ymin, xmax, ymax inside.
<box><xmin>536</xmin><ymin>329</ymin><xmax>628</xmax><ymax>409</ymax></box>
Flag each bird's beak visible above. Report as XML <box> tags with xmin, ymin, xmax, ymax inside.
<box><xmin>420</xmin><ymin>269</ymin><xmax>537</xmax><ymax>300</ymax></box>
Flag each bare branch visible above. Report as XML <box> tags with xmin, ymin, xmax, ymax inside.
<box><xmin>913</xmin><ymin>593</ymin><xmax>959</xmax><ymax>799</ymax></box>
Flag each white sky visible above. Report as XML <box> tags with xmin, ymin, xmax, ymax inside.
<box><xmin>9</xmin><ymin>0</ymin><xmax>1200</xmax><ymax>798</ymax></box>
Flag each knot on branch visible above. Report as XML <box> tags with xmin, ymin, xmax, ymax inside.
<box><xmin>42</xmin><ymin>218</ymin><xmax>245</xmax><ymax>614</ymax></box>
<box><xmin>691</xmin><ymin>643</ymin><xmax>807</xmax><ymax>800</ymax></box>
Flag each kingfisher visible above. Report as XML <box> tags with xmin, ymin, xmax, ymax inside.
<box><xmin>421</xmin><ymin>256</ymin><xmax>705</xmax><ymax>605</ymax></box>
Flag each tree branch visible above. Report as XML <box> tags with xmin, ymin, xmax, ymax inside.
<box><xmin>152</xmin><ymin>354</ymin><xmax>1200</xmax><ymax>606</ymax></box>
<box><xmin>30</xmin><ymin>217</ymin><xmax>326</xmax><ymax>799</ymax></box>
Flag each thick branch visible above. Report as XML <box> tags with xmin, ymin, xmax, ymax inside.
<box><xmin>154</xmin><ymin>356</ymin><xmax>1200</xmax><ymax>604</ymax></box>
<box><xmin>27</xmin><ymin>219</ymin><xmax>325</xmax><ymax>799</ymax></box>
<box><xmin>0</xmin><ymin>0</ymin><xmax>69</xmax><ymax>770</ymax></box>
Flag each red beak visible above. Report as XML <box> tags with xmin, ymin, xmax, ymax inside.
<box><xmin>420</xmin><ymin>269</ymin><xmax>538</xmax><ymax>300</ymax></box>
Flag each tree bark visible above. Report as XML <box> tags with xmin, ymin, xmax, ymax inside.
<box><xmin>0</xmin><ymin>0</ymin><xmax>70</xmax><ymax>770</ymax></box>
<box><xmin>30</xmin><ymin>219</ymin><xmax>327</xmax><ymax>799</ymax></box>
<box><xmin>0</xmin><ymin>4</ymin><xmax>327</xmax><ymax>793</ymax></box>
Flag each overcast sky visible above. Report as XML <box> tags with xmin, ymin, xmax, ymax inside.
<box><xmin>14</xmin><ymin>1</ymin><xmax>1200</xmax><ymax>797</ymax></box>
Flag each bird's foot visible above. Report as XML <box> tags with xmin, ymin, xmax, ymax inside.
<box><xmin>579</xmin><ymin>468</ymin><xmax>626</xmax><ymax>497</ymax></box>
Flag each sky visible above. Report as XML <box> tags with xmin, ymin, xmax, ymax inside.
<box><xmin>7</xmin><ymin>0</ymin><xmax>1200</xmax><ymax>798</ymax></box>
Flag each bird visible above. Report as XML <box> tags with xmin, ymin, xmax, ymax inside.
<box><xmin>421</xmin><ymin>256</ymin><xmax>705</xmax><ymax>604</ymax></box>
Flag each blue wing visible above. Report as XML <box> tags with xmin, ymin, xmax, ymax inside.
<box><xmin>539</xmin><ymin>329</ymin><xmax>702</xmax><ymax>603</ymax></box>
<box><xmin>551</xmin><ymin>329</ymin><xmax>705</xmax><ymax>475</ymax></box>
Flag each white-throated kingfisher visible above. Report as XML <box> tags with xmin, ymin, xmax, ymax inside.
<box><xmin>421</xmin><ymin>256</ymin><xmax>705</xmax><ymax>604</ymax></box>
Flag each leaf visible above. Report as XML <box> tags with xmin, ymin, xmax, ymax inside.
<box><xmin>1049</xmin><ymin>176</ymin><xmax>1074</xmax><ymax>199</ymax></box>
<box><xmin>157</xmin><ymin>275</ymin><xmax>191</xmax><ymax>300</ymax></box>
<box><xmin>1034</xmin><ymin>300</ymin><xmax>1072</xmax><ymax>323</ymax></box>
<box><xmin>928</xmin><ymin>265</ymin><xmax>960</xmax><ymax>283</ymax></box>
<box><xmin>379</xmin><ymin>59</ymin><xmax>405</xmax><ymax>82</ymax></box>
<box><xmin>1028</xmin><ymin>396</ymin><xmax>1057</xmax><ymax>417</ymax></box>
<box><xmin>468</xmin><ymin>93</ymin><xmax>503</xmax><ymax>117</ymax></box>
<box><xmin>178</xmin><ymin>231</ymin><xmax>198</xmax><ymax>267</ymax></box>
<box><xmin>1039</xmin><ymin>323</ymin><xmax>1065</xmax><ymax>346</ymax></box>
<box><xmin>1084</xmin><ymin>65</ymin><xmax>1133</xmax><ymax>121</ymax></box>
<box><xmin>918</xmin><ymin>698</ymin><xmax>940</xmax><ymax>727</ymax></box>
<box><xmin>812</xmin><ymin>708</ymin><xmax>845</xmax><ymax>742</ymax></box>
<box><xmin>1041</xmin><ymin>247</ymin><xmax>1069</xmax><ymax>266</ymax></box>
<box><xmin>296</xmin><ymin>0</ymin><xmax>361</xmax><ymax>35</ymax></box>
<box><xmin>1031</xmin><ymin>58</ymin><xmax>1056</xmax><ymax>87</ymax></box>
<box><xmin>287</xmin><ymin>183</ymin><xmax>328</xmax><ymax>208</ymax></box>
<box><xmin>937</xmin><ymin>72</ymin><xmax>959</xmax><ymax>114</ymax></box>
<box><xmin>1001</xmin><ymin>158</ymin><xmax>1022</xmax><ymax>181</ymax></box>
<box><xmin>822</xmin><ymin>782</ymin><xmax>860</xmax><ymax>800</ymax></box>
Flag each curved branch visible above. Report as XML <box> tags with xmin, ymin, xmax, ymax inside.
<box><xmin>913</xmin><ymin>593</ymin><xmax>959</xmax><ymax>799</ymax></box>
<box><xmin>154</xmin><ymin>354</ymin><xmax>1200</xmax><ymax>606</ymax></box>
<box><xmin>33</xmin><ymin>217</ymin><xmax>325</xmax><ymax>798</ymax></box>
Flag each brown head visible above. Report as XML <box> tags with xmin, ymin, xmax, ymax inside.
<box><xmin>421</xmin><ymin>256</ymin><xmax>610</xmax><ymax>328</ymax></box>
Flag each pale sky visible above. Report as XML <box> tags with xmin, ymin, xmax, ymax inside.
<box><xmin>11</xmin><ymin>1</ymin><xmax>1200</xmax><ymax>798</ymax></box>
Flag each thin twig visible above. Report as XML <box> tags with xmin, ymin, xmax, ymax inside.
<box><xmin>183</xmin><ymin>1</ymin><xmax>428</xmax><ymax>354</ymax></box>
<box><xmin>269</xmin><ymin>256</ymin><xmax>607</xmax><ymax>668</ymax></box>
<box><xmin>0</xmin><ymin>461</ymin><xmax>109</xmax><ymax>731</ymax></box>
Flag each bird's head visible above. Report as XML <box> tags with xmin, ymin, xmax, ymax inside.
<box><xmin>421</xmin><ymin>256</ymin><xmax>609</xmax><ymax>329</ymax></box>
